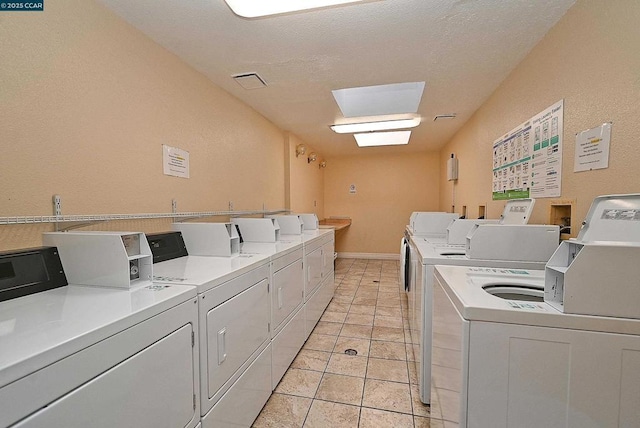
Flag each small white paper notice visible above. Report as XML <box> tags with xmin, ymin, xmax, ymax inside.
<box><xmin>163</xmin><ymin>144</ymin><xmax>190</xmax><ymax>178</ymax></box>
<box><xmin>574</xmin><ymin>123</ymin><xmax>611</xmax><ymax>172</ymax></box>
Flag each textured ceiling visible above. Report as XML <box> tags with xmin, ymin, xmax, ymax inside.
<box><xmin>96</xmin><ymin>0</ymin><xmax>575</xmax><ymax>156</ymax></box>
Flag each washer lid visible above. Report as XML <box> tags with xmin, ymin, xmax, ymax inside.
<box><xmin>577</xmin><ymin>193</ymin><xmax>640</xmax><ymax>243</ymax></box>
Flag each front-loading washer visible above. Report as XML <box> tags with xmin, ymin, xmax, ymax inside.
<box><xmin>432</xmin><ymin>265</ymin><xmax>640</xmax><ymax>427</ymax></box>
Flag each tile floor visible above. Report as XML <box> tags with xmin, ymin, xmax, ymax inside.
<box><xmin>254</xmin><ymin>258</ymin><xmax>452</xmax><ymax>428</ymax></box>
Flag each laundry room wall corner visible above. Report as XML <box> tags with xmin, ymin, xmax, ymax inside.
<box><xmin>285</xmin><ymin>132</ymin><xmax>325</xmax><ymax>218</ymax></box>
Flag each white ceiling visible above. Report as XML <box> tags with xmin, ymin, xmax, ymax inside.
<box><xmin>96</xmin><ymin>0</ymin><xmax>575</xmax><ymax>157</ymax></box>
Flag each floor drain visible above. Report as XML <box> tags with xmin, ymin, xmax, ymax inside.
<box><xmin>344</xmin><ymin>349</ymin><xmax>358</xmax><ymax>356</ymax></box>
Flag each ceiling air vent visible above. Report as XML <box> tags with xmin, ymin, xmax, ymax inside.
<box><xmin>232</xmin><ymin>73</ymin><xmax>267</xmax><ymax>90</ymax></box>
<box><xmin>433</xmin><ymin>113</ymin><xmax>457</xmax><ymax>121</ymax></box>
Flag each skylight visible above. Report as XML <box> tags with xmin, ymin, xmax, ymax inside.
<box><xmin>354</xmin><ymin>131</ymin><xmax>411</xmax><ymax>147</ymax></box>
<box><xmin>224</xmin><ymin>0</ymin><xmax>367</xmax><ymax>18</ymax></box>
<box><xmin>332</xmin><ymin>82</ymin><xmax>425</xmax><ymax>118</ymax></box>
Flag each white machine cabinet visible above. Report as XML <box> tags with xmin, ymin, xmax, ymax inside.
<box><xmin>232</xmin><ymin>218</ymin><xmax>280</xmax><ymax>242</ymax></box>
<box><xmin>298</xmin><ymin>213</ymin><xmax>319</xmax><ymax>230</ymax></box>
<box><xmin>409</xmin><ymin>212</ymin><xmax>459</xmax><ymax>236</ymax></box>
<box><xmin>266</xmin><ymin>215</ymin><xmax>304</xmax><ymax>235</ymax></box>
<box><xmin>43</xmin><ymin>231</ymin><xmax>153</xmax><ymax>288</ymax></box>
<box><xmin>9</xmin><ymin>299</ymin><xmax>199</xmax><ymax>428</ymax></box>
<box><xmin>172</xmin><ymin>222</ymin><xmax>240</xmax><ymax>256</ymax></box>
<box><xmin>545</xmin><ymin>193</ymin><xmax>640</xmax><ymax>319</ymax></box>
<box><xmin>466</xmin><ymin>224</ymin><xmax>559</xmax><ymax>261</ymax></box>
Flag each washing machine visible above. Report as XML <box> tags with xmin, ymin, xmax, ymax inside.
<box><xmin>432</xmin><ymin>264</ymin><xmax>640</xmax><ymax>427</ymax></box>
<box><xmin>400</xmin><ymin>212</ymin><xmax>460</xmax><ymax>340</ymax></box>
<box><xmin>426</xmin><ymin>199</ymin><xmax>535</xmax><ymax>247</ymax></box>
<box><xmin>1</xmin><ymin>238</ymin><xmax>200</xmax><ymax>428</ymax></box>
<box><xmin>410</xmin><ymin>221</ymin><xmax>559</xmax><ymax>404</ymax></box>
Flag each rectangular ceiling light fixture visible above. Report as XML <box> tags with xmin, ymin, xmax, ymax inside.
<box><xmin>331</xmin><ymin>117</ymin><xmax>420</xmax><ymax>134</ymax></box>
<box><xmin>224</xmin><ymin>0</ymin><xmax>366</xmax><ymax>18</ymax></box>
<box><xmin>354</xmin><ymin>131</ymin><xmax>411</xmax><ymax>147</ymax></box>
<box><xmin>332</xmin><ymin>81</ymin><xmax>425</xmax><ymax>118</ymax></box>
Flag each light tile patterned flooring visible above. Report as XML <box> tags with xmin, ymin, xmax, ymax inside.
<box><xmin>254</xmin><ymin>258</ymin><xmax>449</xmax><ymax>428</ymax></box>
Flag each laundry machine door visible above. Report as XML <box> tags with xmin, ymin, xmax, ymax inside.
<box><xmin>12</xmin><ymin>324</ymin><xmax>196</xmax><ymax>428</ymax></box>
<box><xmin>305</xmin><ymin>246</ymin><xmax>323</xmax><ymax>299</ymax></box>
<box><xmin>271</xmin><ymin>258</ymin><xmax>304</xmax><ymax>335</ymax></box>
<box><xmin>205</xmin><ymin>279</ymin><xmax>270</xmax><ymax>400</ymax></box>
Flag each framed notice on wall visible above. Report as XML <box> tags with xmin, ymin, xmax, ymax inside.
<box><xmin>492</xmin><ymin>100</ymin><xmax>563</xmax><ymax>200</ymax></box>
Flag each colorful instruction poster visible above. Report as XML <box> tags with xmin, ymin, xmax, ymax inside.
<box><xmin>492</xmin><ymin>100</ymin><xmax>563</xmax><ymax>200</ymax></box>
<box><xmin>163</xmin><ymin>144</ymin><xmax>190</xmax><ymax>178</ymax></box>
<box><xmin>574</xmin><ymin>122</ymin><xmax>611</xmax><ymax>172</ymax></box>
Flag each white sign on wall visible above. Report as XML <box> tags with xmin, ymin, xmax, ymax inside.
<box><xmin>574</xmin><ymin>122</ymin><xmax>612</xmax><ymax>172</ymax></box>
<box><xmin>163</xmin><ymin>144</ymin><xmax>190</xmax><ymax>179</ymax></box>
<box><xmin>492</xmin><ymin>100</ymin><xmax>563</xmax><ymax>200</ymax></box>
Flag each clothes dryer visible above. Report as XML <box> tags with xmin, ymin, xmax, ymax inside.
<box><xmin>147</xmin><ymin>231</ymin><xmax>277</xmax><ymax>428</ymax></box>
<box><xmin>0</xmin><ymin>243</ymin><xmax>199</xmax><ymax>428</ymax></box>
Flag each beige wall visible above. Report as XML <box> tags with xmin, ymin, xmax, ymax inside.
<box><xmin>325</xmin><ymin>152</ymin><xmax>440</xmax><ymax>255</ymax></box>
<box><xmin>0</xmin><ymin>0</ymin><xmax>287</xmax><ymax>250</ymax></box>
<box><xmin>285</xmin><ymin>133</ymin><xmax>325</xmax><ymax>217</ymax></box>
<box><xmin>439</xmin><ymin>0</ymin><xmax>640</xmax><ymax>231</ymax></box>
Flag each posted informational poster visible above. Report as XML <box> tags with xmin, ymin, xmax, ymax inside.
<box><xmin>492</xmin><ymin>100</ymin><xmax>563</xmax><ymax>200</ymax></box>
<box><xmin>574</xmin><ymin>122</ymin><xmax>612</xmax><ymax>172</ymax></box>
<box><xmin>163</xmin><ymin>144</ymin><xmax>190</xmax><ymax>178</ymax></box>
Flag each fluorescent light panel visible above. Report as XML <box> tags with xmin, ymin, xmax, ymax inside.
<box><xmin>332</xmin><ymin>82</ymin><xmax>425</xmax><ymax>117</ymax></box>
<box><xmin>331</xmin><ymin>117</ymin><xmax>420</xmax><ymax>133</ymax></box>
<box><xmin>224</xmin><ymin>0</ymin><xmax>366</xmax><ymax>18</ymax></box>
<box><xmin>354</xmin><ymin>131</ymin><xmax>411</xmax><ymax>147</ymax></box>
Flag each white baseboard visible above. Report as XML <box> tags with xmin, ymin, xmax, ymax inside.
<box><xmin>337</xmin><ymin>252</ymin><xmax>400</xmax><ymax>260</ymax></box>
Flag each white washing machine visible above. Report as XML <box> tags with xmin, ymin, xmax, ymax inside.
<box><xmin>401</xmin><ymin>212</ymin><xmax>460</xmax><ymax>347</ymax></box>
<box><xmin>432</xmin><ymin>265</ymin><xmax>640</xmax><ymax>427</ymax></box>
<box><xmin>425</xmin><ymin>199</ymin><xmax>535</xmax><ymax>247</ymax></box>
<box><xmin>410</xmin><ymin>221</ymin><xmax>559</xmax><ymax>405</ymax></box>
<box><xmin>1</xmin><ymin>241</ymin><xmax>200</xmax><ymax>428</ymax></box>
<box><xmin>401</xmin><ymin>212</ymin><xmax>460</xmax><ymax>294</ymax></box>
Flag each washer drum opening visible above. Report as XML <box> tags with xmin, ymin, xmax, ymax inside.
<box><xmin>482</xmin><ymin>283</ymin><xmax>544</xmax><ymax>302</ymax></box>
